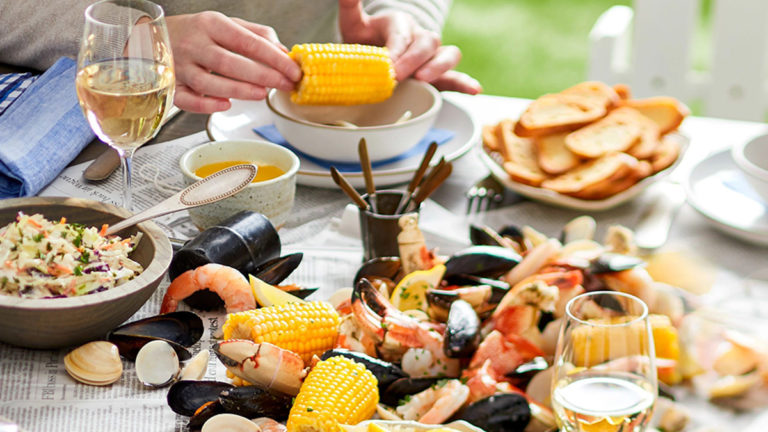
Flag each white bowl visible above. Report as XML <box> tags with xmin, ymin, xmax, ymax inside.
<box><xmin>179</xmin><ymin>140</ymin><xmax>300</xmax><ymax>229</ymax></box>
<box><xmin>266</xmin><ymin>79</ymin><xmax>442</xmax><ymax>163</ymax></box>
<box><xmin>732</xmin><ymin>134</ymin><xmax>768</xmax><ymax>204</ymax></box>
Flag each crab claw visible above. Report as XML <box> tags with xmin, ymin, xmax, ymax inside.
<box><xmin>213</xmin><ymin>340</ymin><xmax>306</xmax><ymax>396</ymax></box>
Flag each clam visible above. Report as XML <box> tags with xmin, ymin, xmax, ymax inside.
<box><xmin>201</xmin><ymin>414</ymin><xmax>260</xmax><ymax>432</ymax></box>
<box><xmin>560</xmin><ymin>215</ymin><xmax>597</xmax><ymax>244</ymax></box>
<box><xmin>135</xmin><ymin>340</ymin><xmax>180</xmax><ymax>387</ymax></box>
<box><xmin>64</xmin><ymin>341</ymin><xmax>123</xmax><ymax>386</ymax></box>
<box><xmin>180</xmin><ymin>350</ymin><xmax>211</xmax><ymax>381</ymax></box>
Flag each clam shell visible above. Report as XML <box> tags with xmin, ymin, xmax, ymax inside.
<box><xmin>201</xmin><ymin>414</ymin><xmax>260</xmax><ymax>432</ymax></box>
<box><xmin>135</xmin><ymin>340</ymin><xmax>180</xmax><ymax>387</ymax></box>
<box><xmin>180</xmin><ymin>350</ymin><xmax>210</xmax><ymax>381</ymax></box>
<box><xmin>64</xmin><ymin>341</ymin><xmax>123</xmax><ymax>386</ymax></box>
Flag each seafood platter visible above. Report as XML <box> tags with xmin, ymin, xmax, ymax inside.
<box><xmin>6</xmin><ymin>201</ymin><xmax>762</xmax><ymax>432</ymax></box>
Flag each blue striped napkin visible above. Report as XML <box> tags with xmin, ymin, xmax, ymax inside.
<box><xmin>0</xmin><ymin>57</ymin><xmax>94</xmax><ymax>198</ymax></box>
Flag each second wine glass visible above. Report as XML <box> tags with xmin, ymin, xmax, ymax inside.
<box><xmin>76</xmin><ymin>0</ymin><xmax>174</xmax><ymax>210</ymax></box>
<box><xmin>552</xmin><ymin>291</ymin><xmax>658</xmax><ymax>432</ymax></box>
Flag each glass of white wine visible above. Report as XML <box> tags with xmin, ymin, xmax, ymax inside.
<box><xmin>552</xmin><ymin>291</ymin><xmax>658</xmax><ymax>432</ymax></box>
<box><xmin>76</xmin><ymin>0</ymin><xmax>174</xmax><ymax>210</ymax></box>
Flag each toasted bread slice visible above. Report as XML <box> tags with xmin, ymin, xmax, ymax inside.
<box><xmin>561</xmin><ymin>81</ymin><xmax>620</xmax><ymax>109</ymax></box>
<box><xmin>620</xmin><ymin>96</ymin><xmax>690</xmax><ymax>134</ymax></box>
<box><xmin>496</xmin><ymin>119</ymin><xmax>547</xmax><ymax>186</ymax></box>
<box><xmin>613</xmin><ymin>83</ymin><xmax>632</xmax><ymax>101</ymax></box>
<box><xmin>514</xmin><ymin>94</ymin><xmax>608</xmax><ymax>137</ymax></box>
<box><xmin>625</xmin><ymin>108</ymin><xmax>662</xmax><ymax>159</ymax></box>
<box><xmin>572</xmin><ymin>159</ymin><xmax>652</xmax><ymax>200</ymax></box>
<box><xmin>565</xmin><ymin>107</ymin><xmax>645</xmax><ymax>158</ymax></box>
<box><xmin>482</xmin><ymin>123</ymin><xmax>501</xmax><ymax>152</ymax></box>
<box><xmin>649</xmin><ymin>135</ymin><xmax>681</xmax><ymax>173</ymax></box>
<box><xmin>541</xmin><ymin>152</ymin><xmax>638</xmax><ymax>197</ymax></box>
<box><xmin>534</xmin><ymin>132</ymin><xmax>580</xmax><ymax>175</ymax></box>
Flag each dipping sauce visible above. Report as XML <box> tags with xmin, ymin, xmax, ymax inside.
<box><xmin>195</xmin><ymin>161</ymin><xmax>285</xmax><ymax>182</ymax></box>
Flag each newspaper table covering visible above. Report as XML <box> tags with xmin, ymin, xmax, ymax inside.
<box><xmin>1</xmin><ymin>132</ymin><xmax>767</xmax><ymax>431</ymax></box>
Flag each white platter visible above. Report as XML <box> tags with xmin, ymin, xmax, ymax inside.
<box><xmin>685</xmin><ymin>149</ymin><xmax>768</xmax><ymax>246</ymax></box>
<box><xmin>343</xmin><ymin>420</ymin><xmax>484</xmax><ymax>432</ymax></box>
<box><xmin>479</xmin><ymin>134</ymin><xmax>689</xmax><ymax>212</ymax></box>
<box><xmin>207</xmin><ymin>98</ymin><xmax>479</xmax><ymax>188</ymax></box>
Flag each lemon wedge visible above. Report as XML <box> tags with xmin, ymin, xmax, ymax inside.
<box><xmin>250</xmin><ymin>275</ymin><xmax>304</xmax><ymax>307</ymax></box>
<box><xmin>390</xmin><ymin>264</ymin><xmax>445</xmax><ymax>312</ymax></box>
<box><xmin>366</xmin><ymin>424</ymin><xmax>388</xmax><ymax>432</ymax></box>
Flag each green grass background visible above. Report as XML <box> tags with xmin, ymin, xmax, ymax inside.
<box><xmin>442</xmin><ymin>0</ymin><xmax>712</xmax><ymax>99</ymax></box>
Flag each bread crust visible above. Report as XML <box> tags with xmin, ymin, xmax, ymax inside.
<box><xmin>619</xmin><ymin>96</ymin><xmax>690</xmax><ymax>135</ymax></box>
<box><xmin>561</xmin><ymin>81</ymin><xmax>620</xmax><ymax>109</ymax></box>
<box><xmin>650</xmin><ymin>135</ymin><xmax>681</xmax><ymax>173</ymax></box>
<box><xmin>541</xmin><ymin>152</ymin><xmax>638</xmax><ymax>195</ymax></box>
<box><xmin>534</xmin><ymin>132</ymin><xmax>580</xmax><ymax>175</ymax></box>
<box><xmin>565</xmin><ymin>107</ymin><xmax>645</xmax><ymax>158</ymax></box>
<box><xmin>514</xmin><ymin>94</ymin><xmax>607</xmax><ymax>137</ymax></box>
<box><xmin>497</xmin><ymin>120</ymin><xmax>548</xmax><ymax>186</ymax></box>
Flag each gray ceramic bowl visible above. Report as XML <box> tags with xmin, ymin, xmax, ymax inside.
<box><xmin>0</xmin><ymin>197</ymin><xmax>172</xmax><ymax>349</ymax></box>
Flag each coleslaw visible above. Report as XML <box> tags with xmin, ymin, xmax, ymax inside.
<box><xmin>0</xmin><ymin>212</ymin><xmax>143</xmax><ymax>299</ymax></box>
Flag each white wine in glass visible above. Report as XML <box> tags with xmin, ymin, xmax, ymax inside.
<box><xmin>76</xmin><ymin>0</ymin><xmax>174</xmax><ymax>210</ymax></box>
<box><xmin>551</xmin><ymin>291</ymin><xmax>658</xmax><ymax>432</ymax></box>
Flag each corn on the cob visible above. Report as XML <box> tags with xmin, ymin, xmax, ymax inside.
<box><xmin>287</xmin><ymin>356</ymin><xmax>379</xmax><ymax>432</ymax></box>
<box><xmin>222</xmin><ymin>300</ymin><xmax>340</xmax><ymax>364</ymax></box>
<box><xmin>290</xmin><ymin>43</ymin><xmax>396</xmax><ymax>105</ymax></box>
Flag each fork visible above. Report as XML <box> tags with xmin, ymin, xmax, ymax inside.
<box><xmin>466</xmin><ymin>175</ymin><xmax>505</xmax><ymax>215</ymax></box>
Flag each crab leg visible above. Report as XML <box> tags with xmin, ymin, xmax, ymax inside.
<box><xmin>213</xmin><ymin>340</ymin><xmax>306</xmax><ymax>396</ymax></box>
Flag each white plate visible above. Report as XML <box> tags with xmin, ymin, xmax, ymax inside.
<box><xmin>344</xmin><ymin>420</ymin><xmax>484</xmax><ymax>432</ymax></box>
<box><xmin>207</xmin><ymin>98</ymin><xmax>479</xmax><ymax>188</ymax></box>
<box><xmin>479</xmin><ymin>134</ymin><xmax>689</xmax><ymax>211</ymax></box>
<box><xmin>685</xmin><ymin>149</ymin><xmax>768</xmax><ymax>246</ymax></box>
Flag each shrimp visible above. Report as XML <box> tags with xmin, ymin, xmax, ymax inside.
<box><xmin>160</xmin><ymin>263</ymin><xmax>256</xmax><ymax>313</ymax></box>
<box><xmin>396</xmin><ymin>379</ymin><xmax>469</xmax><ymax>424</ymax></box>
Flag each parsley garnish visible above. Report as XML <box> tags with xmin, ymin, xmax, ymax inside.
<box><xmin>79</xmin><ymin>250</ymin><xmax>90</xmax><ymax>264</ymax></box>
<box><xmin>74</xmin><ymin>266</ymin><xmax>83</xmax><ymax>276</ymax></box>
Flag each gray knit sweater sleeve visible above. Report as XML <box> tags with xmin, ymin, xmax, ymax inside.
<box><xmin>363</xmin><ymin>0</ymin><xmax>451</xmax><ymax>35</ymax></box>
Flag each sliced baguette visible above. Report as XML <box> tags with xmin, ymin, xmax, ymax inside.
<box><xmin>571</xmin><ymin>159</ymin><xmax>652</xmax><ymax>200</ymax></box>
<box><xmin>482</xmin><ymin>123</ymin><xmax>501</xmax><ymax>152</ymax></box>
<box><xmin>561</xmin><ymin>81</ymin><xmax>620</xmax><ymax>109</ymax></box>
<box><xmin>514</xmin><ymin>94</ymin><xmax>608</xmax><ymax>137</ymax></box>
<box><xmin>565</xmin><ymin>107</ymin><xmax>645</xmax><ymax>158</ymax></box>
<box><xmin>541</xmin><ymin>152</ymin><xmax>638</xmax><ymax>197</ymax></box>
<box><xmin>534</xmin><ymin>132</ymin><xmax>580</xmax><ymax>175</ymax></box>
<box><xmin>613</xmin><ymin>83</ymin><xmax>632</xmax><ymax>101</ymax></box>
<box><xmin>620</xmin><ymin>96</ymin><xmax>690</xmax><ymax>134</ymax></box>
<box><xmin>497</xmin><ymin>119</ymin><xmax>547</xmax><ymax>186</ymax></box>
<box><xmin>625</xmin><ymin>108</ymin><xmax>662</xmax><ymax>159</ymax></box>
<box><xmin>649</xmin><ymin>135</ymin><xmax>681</xmax><ymax>173</ymax></box>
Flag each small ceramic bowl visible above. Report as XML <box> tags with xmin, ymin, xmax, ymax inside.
<box><xmin>266</xmin><ymin>79</ymin><xmax>442</xmax><ymax>163</ymax></box>
<box><xmin>732</xmin><ymin>134</ymin><xmax>768</xmax><ymax>203</ymax></box>
<box><xmin>180</xmin><ymin>140</ymin><xmax>300</xmax><ymax>229</ymax></box>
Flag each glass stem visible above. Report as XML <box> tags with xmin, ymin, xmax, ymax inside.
<box><xmin>120</xmin><ymin>149</ymin><xmax>135</xmax><ymax>212</ymax></box>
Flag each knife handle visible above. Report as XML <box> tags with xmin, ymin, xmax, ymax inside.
<box><xmin>635</xmin><ymin>182</ymin><xmax>687</xmax><ymax>251</ymax></box>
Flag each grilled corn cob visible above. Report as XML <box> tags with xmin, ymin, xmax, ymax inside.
<box><xmin>290</xmin><ymin>43</ymin><xmax>396</xmax><ymax>105</ymax></box>
<box><xmin>222</xmin><ymin>300</ymin><xmax>340</xmax><ymax>364</ymax></box>
<box><xmin>287</xmin><ymin>356</ymin><xmax>379</xmax><ymax>432</ymax></box>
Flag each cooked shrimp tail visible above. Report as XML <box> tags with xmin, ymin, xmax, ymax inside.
<box><xmin>160</xmin><ymin>263</ymin><xmax>256</xmax><ymax>313</ymax></box>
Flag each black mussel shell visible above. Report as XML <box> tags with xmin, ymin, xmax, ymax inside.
<box><xmin>508</xmin><ymin>356</ymin><xmax>549</xmax><ymax>382</ymax></box>
<box><xmin>354</xmin><ymin>257</ymin><xmax>402</xmax><ymax>286</ymax></box>
<box><xmin>469</xmin><ymin>224</ymin><xmax>507</xmax><ymax>247</ymax></box>
<box><xmin>109</xmin><ymin>311</ymin><xmax>203</xmax><ymax>347</ymax></box>
<box><xmin>581</xmin><ymin>271</ymin><xmax>609</xmax><ymax>292</ymax></box>
<box><xmin>253</xmin><ymin>253</ymin><xmax>302</xmax><ymax>285</ymax></box>
<box><xmin>188</xmin><ymin>400</ymin><xmax>226</xmax><ymax>431</ymax></box>
<box><xmin>286</xmin><ymin>287</ymin><xmax>319</xmax><ymax>300</ymax></box>
<box><xmin>320</xmin><ymin>349</ymin><xmax>408</xmax><ymax>391</ymax></box>
<box><xmin>442</xmin><ymin>274</ymin><xmax>510</xmax><ymax>304</ymax></box>
<box><xmin>353</xmin><ymin>278</ymin><xmax>390</xmax><ymax>317</ymax></box>
<box><xmin>167</xmin><ymin>380</ymin><xmax>234</xmax><ymax>416</ymax></box>
<box><xmin>589</xmin><ymin>292</ymin><xmax>627</xmax><ymax>313</ymax></box>
<box><xmin>458</xmin><ymin>393</ymin><xmax>531</xmax><ymax>432</ymax></box>
<box><xmin>381</xmin><ymin>377</ymin><xmax>442</xmax><ymax>406</ymax></box>
<box><xmin>537</xmin><ymin>311</ymin><xmax>555</xmax><ymax>332</ymax></box>
<box><xmin>183</xmin><ymin>289</ymin><xmax>225</xmax><ymax>311</ymax></box>
<box><xmin>444</xmin><ymin>300</ymin><xmax>480</xmax><ymax>358</ymax></box>
<box><xmin>589</xmin><ymin>253</ymin><xmax>644</xmax><ymax>274</ymax></box>
<box><xmin>169</xmin><ymin>211</ymin><xmax>281</xmax><ymax>281</ymax></box>
<box><xmin>443</xmin><ymin>246</ymin><xmax>522</xmax><ymax>279</ymax></box>
<box><xmin>107</xmin><ymin>334</ymin><xmax>192</xmax><ymax>361</ymax></box>
<box><xmin>218</xmin><ymin>386</ymin><xmax>292</xmax><ymax>421</ymax></box>
<box><xmin>498</xmin><ymin>225</ymin><xmax>524</xmax><ymax>241</ymax></box>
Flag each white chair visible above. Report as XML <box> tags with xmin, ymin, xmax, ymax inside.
<box><xmin>588</xmin><ymin>0</ymin><xmax>768</xmax><ymax>121</ymax></box>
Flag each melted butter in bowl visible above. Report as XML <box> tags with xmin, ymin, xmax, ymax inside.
<box><xmin>194</xmin><ymin>160</ymin><xmax>285</xmax><ymax>183</ymax></box>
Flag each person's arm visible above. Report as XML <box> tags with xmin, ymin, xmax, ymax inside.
<box><xmin>363</xmin><ymin>0</ymin><xmax>450</xmax><ymax>36</ymax></box>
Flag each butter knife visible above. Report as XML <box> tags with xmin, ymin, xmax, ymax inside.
<box><xmin>635</xmin><ymin>181</ymin><xmax>687</xmax><ymax>251</ymax></box>
<box><xmin>83</xmin><ymin>105</ymin><xmax>181</xmax><ymax>181</ymax></box>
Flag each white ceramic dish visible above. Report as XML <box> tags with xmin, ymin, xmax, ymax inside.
<box><xmin>686</xmin><ymin>148</ymin><xmax>768</xmax><ymax>246</ymax></box>
<box><xmin>267</xmin><ymin>79</ymin><xmax>442</xmax><ymax>163</ymax></box>
<box><xmin>343</xmin><ymin>420</ymin><xmax>484</xmax><ymax>432</ymax></box>
<box><xmin>731</xmin><ymin>133</ymin><xmax>768</xmax><ymax>204</ymax></box>
<box><xmin>207</xmin><ymin>97</ymin><xmax>478</xmax><ymax>188</ymax></box>
<box><xmin>179</xmin><ymin>140</ymin><xmax>300</xmax><ymax>229</ymax></box>
<box><xmin>479</xmin><ymin>133</ymin><xmax>689</xmax><ymax>211</ymax></box>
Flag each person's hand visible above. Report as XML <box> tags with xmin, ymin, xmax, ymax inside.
<box><xmin>165</xmin><ymin>12</ymin><xmax>301</xmax><ymax>113</ymax></box>
<box><xmin>338</xmin><ymin>0</ymin><xmax>481</xmax><ymax>94</ymax></box>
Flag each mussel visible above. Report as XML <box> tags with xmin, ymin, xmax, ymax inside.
<box><xmin>443</xmin><ymin>299</ymin><xmax>480</xmax><ymax>358</ymax></box>
<box><xmin>588</xmin><ymin>253</ymin><xmax>645</xmax><ymax>274</ymax></box>
<box><xmin>106</xmin><ymin>311</ymin><xmax>203</xmax><ymax>361</ymax></box>
<box><xmin>458</xmin><ymin>393</ymin><xmax>531</xmax><ymax>432</ymax></box>
<box><xmin>168</xmin><ymin>380</ymin><xmax>235</xmax><ymax>416</ymax></box>
<box><xmin>353</xmin><ymin>256</ymin><xmax>403</xmax><ymax>286</ymax></box>
<box><xmin>320</xmin><ymin>349</ymin><xmax>408</xmax><ymax>392</ymax></box>
<box><xmin>443</xmin><ymin>246</ymin><xmax>522</xmax><ymax>279</ymax></box>
<box><xmin>380</xmin><ymin>377</ymin><xmax>443</xmax><ymax>406</ymax></box>
<box><xmin>252</xmin><ymin>253</ymin><xmax>303</xmax><ymax>285</ymax></box>
<box><xmin>218</xmin><ymin>386</ymin><xmax>292</xmax><ymax>420</ymax></box>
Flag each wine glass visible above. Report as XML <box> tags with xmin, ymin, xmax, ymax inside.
<box><xmin>551</xmin><ymin>291</ymin><xmax>658</xmax><ymax>432</ymax></box>
<box><xmin>76</xmin><ymin>0</ymin><xmax>175</xmax><ymax>210</ymax></box>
